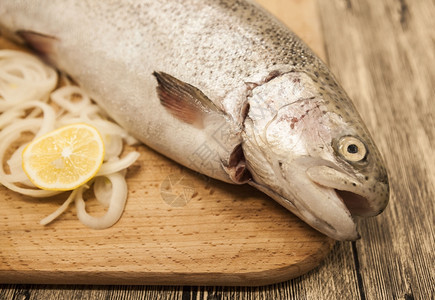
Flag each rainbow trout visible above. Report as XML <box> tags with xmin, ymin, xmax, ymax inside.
<box><xmin>0</xmin><ymin>0</ymin><xmax>389</xmax><ymax>240</ymax></box>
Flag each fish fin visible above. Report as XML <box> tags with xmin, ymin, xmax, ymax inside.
<box><xmin>223</xmin><ymin>144</ymin><xmax>251</xmax><ymax>184</ymax></box>
<box><xmin>153</xmin><ymin>71</ymin><xmax>221</xmax><ymax>128</ymax></box>
<box><xmin>17</xmin><ymin>30</ymin><xmax>58</xmax><ymax>63</ymax></box>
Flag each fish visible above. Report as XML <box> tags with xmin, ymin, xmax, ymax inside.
<box><xmin>0</xmin><ymin>0</ymin><xmax>389</xmax><ymax>240</ymax></box>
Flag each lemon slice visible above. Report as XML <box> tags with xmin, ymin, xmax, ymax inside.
<box><xmin>22</xmin><ymin>123</ymin><xmax>105</xmax><ymax>191</ymax></box>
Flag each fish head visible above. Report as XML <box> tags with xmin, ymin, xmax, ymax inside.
<box><xmin>242</xmin><ymin>71</ymin><xmax>389</xmax><ymax>240</ymax></box>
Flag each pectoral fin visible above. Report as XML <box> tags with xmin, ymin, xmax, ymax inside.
<box><xmin>153</xmin><ymin>71</ymin><xmax>221</xmax><ymax>128</ymax></box>
<box><xmin>223</xmin><ymin>144</ymin><xmax>251</xmax><ymax>184</ymax></box>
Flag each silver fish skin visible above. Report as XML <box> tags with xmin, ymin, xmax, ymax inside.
<box><xmin>0</xmin><ymin>0</ymin><xmax>389</xmax><ymax>240</ymax></box>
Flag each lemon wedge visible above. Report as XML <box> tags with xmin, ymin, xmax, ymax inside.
<box><xmin>22</xmin><ymin>123</ymin><xmax>105</xmax><ymax>191</ymax></box>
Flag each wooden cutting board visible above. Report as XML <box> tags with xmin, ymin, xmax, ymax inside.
<box><xmin>0</xmin><ymin>0</ymin><xmax>334</xmax><ymax>286</ymax></box>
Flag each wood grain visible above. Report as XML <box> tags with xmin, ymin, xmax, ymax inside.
<box><xmin>0</xmin><ymin>0</ymin><xmax>333</xmax><ymax>287</ymax></box>
<box><xmin>317</xmin><ymin>0</ymin><xmax>435</xmax><ymax>299</ymax></box>
<box><xmin>0</xmin><ymin>0</ymin><xmax>434</xmax><ymax>298</ymax></box>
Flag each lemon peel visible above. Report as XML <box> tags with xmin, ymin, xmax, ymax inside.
<box><xmin>22</xmin><ymin>123</ymin><xmax>105</xmax><ymax>191</ymax></box>
<box><xmin>0</xmin><ymin>49</ymin><xmax>139</xmax><ymax>229</ymax></box>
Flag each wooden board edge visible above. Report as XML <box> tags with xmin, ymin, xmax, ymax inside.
<box><xmin>0</xmin><ymin>240</ymin><xmax>334</xmax><ymax>286</ymax></box>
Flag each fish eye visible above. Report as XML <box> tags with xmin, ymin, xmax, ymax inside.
<box><xmin>338</xmin><ymin>136</ymin><xmax>367</xmax><ymax>162</ymax></box>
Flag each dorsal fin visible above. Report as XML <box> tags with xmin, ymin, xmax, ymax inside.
<box><xmin>17</xmin><ymin>30</ymin><xmax>58</xmax><ymax>63</ymax></box>
<box><xmin>153</xmin><ymin>71</ymin><xmax>221</xmax><ymax>128</ymax></box>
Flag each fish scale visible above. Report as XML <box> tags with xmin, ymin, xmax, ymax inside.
<box><xmin>0</xmin><ymin>0</ymin><xmax>389</xmax><ymax>240</ymax></box>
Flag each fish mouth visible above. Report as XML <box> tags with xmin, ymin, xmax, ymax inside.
<box><xmin>249</xmin><ymin>178</ymin><xmax>360</xmax><ymax>241</ymax></box>
<box><xmin>248</xmin><ymin>162</ymin><xmax>388</xmax><ymax>241</ymax></box>
<box><xmin>334</xmin><ymin>189</ymin><xmax>373</xmax><ymax>217</ymax></box>
<box><xmin>306</xmin><ymin>165</ymin><xmax>388</xmax><ymax>217</ymax></box>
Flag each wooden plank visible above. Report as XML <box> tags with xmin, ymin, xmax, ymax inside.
<box><xmin>255</xmin><ymin>0</ymin><xmax>325</xmax><ymax>59</ymax></box>
<box><xmin>2</xmin><ymin>0</ymin><xmax>433</xmax><ymax>298</ymax></box>
<box><xmin>0</xmin><ymin>0</ymin><xmax>334</xmax><ymax>287</ymax></box>
<box><xmin>317</xmin><ymin>0</ymin><xmax>435</xmax><ymax>299</ymax></box>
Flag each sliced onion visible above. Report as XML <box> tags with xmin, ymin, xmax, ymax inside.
<box><xmin>40</xmin><ymin>189</ymin><xmax>80</xmax><ymax>225</ymax></box>
<box><xmin>0</xmin><ymin>120</ymin><xmax>60</xmax><ymax>197</ymax></box>
<box><xmin>0</xmin><ymin>50</ymin><xmax>57</xmax><ymax>110</ymax></box>
<box><xmin>75</xmin><ymin>173</ymin><xmax>128</xmax><ymax>229</ymax></box>
<box><xmin>97</xmin><ymin>152</ymin><xmax>140</xmax><ymax>176</ymax></box>
<box><xmin>50</xmin><ymin>85</ymin><xmax>91</xmax><ymax>114</ymax></box>
<box><xmin>94</xmin><ymin>177</ymin><xmax>113</xmax><ymax>207</ymax></box>
<box><xmin>0</xmin><ymin>49</ymin><xmax>139</xmax><ymax>228</ymax></box>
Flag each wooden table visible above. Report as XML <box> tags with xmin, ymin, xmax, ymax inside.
<box><xmin>1</xmin><ymin>0</ymin><xmax>433</xmax><ymax>298</ymax></box>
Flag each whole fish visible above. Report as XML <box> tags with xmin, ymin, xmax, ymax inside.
<box><xmin>0</xmin><ymin>0</ymin><xmax>389</xmax><ymax>240</ymax></box>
